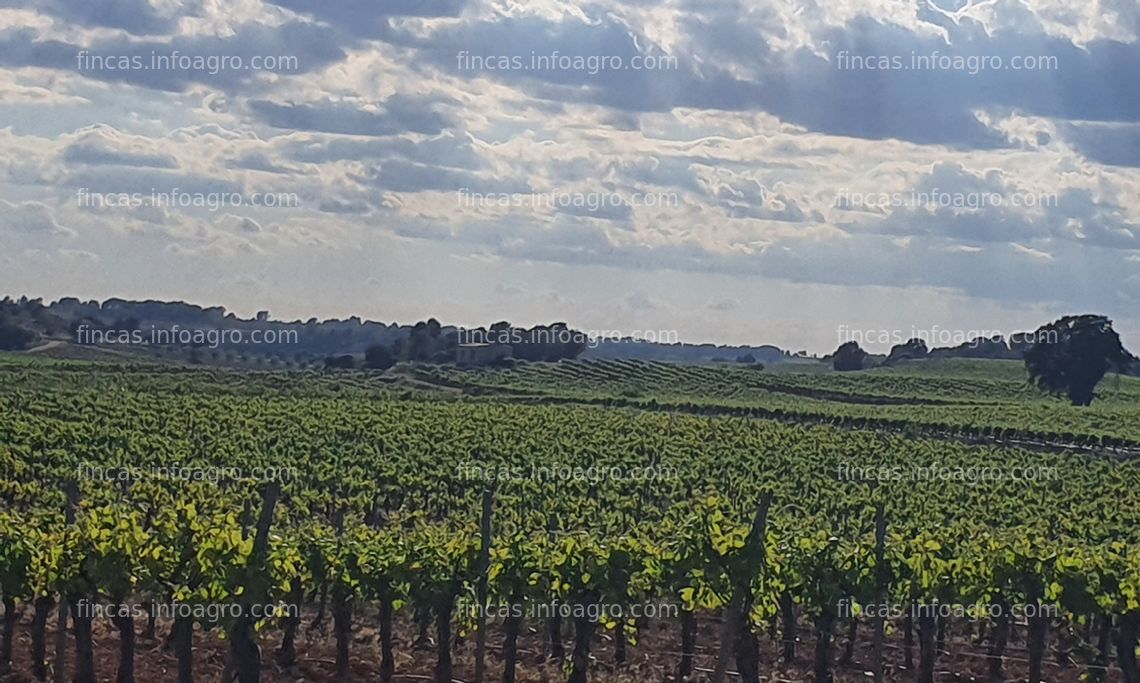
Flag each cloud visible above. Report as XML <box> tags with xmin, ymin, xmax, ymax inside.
<box><xmin>625</xmin><ymin>290</ymin><xmax>659</xmax><ymax>312</ymax></box>
<box><xmin>249</xmin><ymin>95</ymin><xmax>452</xmax><ymax>137</ymax></box>
<box><xmin>1062</xmin><ymin>121</ymin><xmax>1140</xmax><ymax>167</ymax></box>
<box><xmin>264</xmin><ymin>0</ymin><xmax>465</xmax><ymax>38</ymax></box>
<box><xmin>227</xmin><ymin>151</ymin><xmax>297</xmax><ymax>175</ymax></box>
<box><xmin>1011</xmin><ymin>243</ymin><xmax>1054</xmax><ymax>261</ymax></box>
<box><xmin>0</xmin><ymin>199</ymin><xmax>74</xmax><ymax>236</ymax></box>
<box><xmin>217</xmin><ymin>214</ymin><xmax>263</xmax><ymax>234</ymax></box>
<box><xmin>62</xmin><ymin>130</ymin><xmax>178</xmax><ymax>168</ymax></box>
<box><xmin>707</xmin><ymin>297</ymin><xmax>740</xmax><ymax>311</ymax></box>
<box><xmin>0</xmin><ymin>22</ymin><xmax>345</xmax><ymax>93</ymax></box>
<box><xmin>838</xmin><ymin>163</ymin><xmax>1140</xmax><ymax>252</ymax></box>
<box><xmin>0</xmin><ymin>0</ymin><xmax>184</xmax><ymax>36</ymax></box>
<box><xmin>65</xmin><ymin>167</ymin><xmax>243</xmax><ymax>198</ymax></box>
<box><xmin>369</xmin><ymin>159</ymin><xmax>530</xmax><ymax>194</ymax></box>
<box><xmin>318</xmin><ymin>198</ymin><xmax>371</xmax><ymax>214</ymax></box>
<box><xmin>698</xmin><ymin>168</ymin><xmax>820</xmax><ymax>223</ymax></box>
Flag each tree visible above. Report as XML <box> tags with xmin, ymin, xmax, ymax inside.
<box><xmin>832</xmin><ymin>341</ymin><xmax>867</xmax><ymax>371</ymax></box>
<box><xmin>0</xmin><ymin>321</ymin><xmax>36</xmax><ymax>351</ymax></box>
<box><xmin>405</xmin><ymin>319</ymin><xmax>444</xmax><ymax>362</ymax></box>
<box><xmin>364</xmin><ymin>344</ymin><xmax>396</xmax><ymax>370</ymax></box>
<box><xmin>1024</xmin><ymin>314</ymin><xmax>1136</xmax><ymax>406</ymax></box>
<box><xmin>885</xmin><ymin>337</ymin><xmax>929</xmax><ymax>365</ymax></box>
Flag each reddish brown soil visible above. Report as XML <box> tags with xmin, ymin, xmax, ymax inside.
<box><xmin>0</xmin><ymin>610</ymin><xmax>1124</xmax><ymax>682</ymax></box>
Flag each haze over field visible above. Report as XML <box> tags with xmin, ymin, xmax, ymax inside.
<box><xmin>0</xmin><ymin>0</ymin><xmax>1138</xmax><ymax>351</ymax></box>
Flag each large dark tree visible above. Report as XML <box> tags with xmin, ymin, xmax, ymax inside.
<box><xmin>832</xmin><ymin>341</ymin><xmax>868</xmax><ymax>371</ymax></box>
<box><xmin>1024</xmin><ymin>314</ymin><xmax>1136</xmax><ymax>406</ymax></box>
<box><xmin>0</xmin><ymin>320</ymin><xmax>36</xmax><ymax>351</ymax></box>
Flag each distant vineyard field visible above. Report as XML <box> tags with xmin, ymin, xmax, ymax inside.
<box><xmin>423</xmin><ymin>359</ymin><xmax>1140</xmax><ymax>447</ymax></box>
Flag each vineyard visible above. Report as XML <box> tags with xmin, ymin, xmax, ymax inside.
<box><xmin>1</xmin><ymin>359</ymin><xmax>1139</xmax><ymax>683</ymax></box>
<box><xmin>425</xmin><ymin>359</ymin><xmax>1140</xmax><ymax>450</ymax></box>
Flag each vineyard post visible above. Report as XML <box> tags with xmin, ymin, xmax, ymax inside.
<box><xmin>331</xmin><ymin>507</ymin><xmax>353</xmax><ymax>683</ymax></box>
<box><xmin>987</xmin><ymin>597</ymin><xmax>1010</xmax><ymax>682</ymax></box>
<box><xmin>917</xmin><ymin>606</ymin><xmax>936</xmax><ymax>683</ymax></box>
<box><xmin>275</xmin><ymin>577</ymin><xmax>302</xmax><ymax>667</ymax></box>
<box><xmin>227</xmin><ymin>481</ymin><xmax>281</xmax><ymax>683</ymax></box>
<box><xmin>0</xmin><ymin>595</ymin><xmax>14</xmax><ymax>674</ymax></box>
<box><xmin>168</xmin><ymin>523</ymin><xmax>198</xmax><ymax>683</ymax></box>
<box><xmin>141</xmin><ymin>507</ymin><xmax>157</xmax><ymax>643</ymax></box>
<box><xmin>903</xmin><ymin>611</ymin><xmax>914</xmax><ymax>671</ymax></box>
<box><xmin>66</xmin><ymin>481</ymin><xmax>94</xmax><ymax>683</ymax></box>
<box><xmin>1090</xmin><ymin>615</ymin><xmax>1111</xmax><ymax>683</ymax></box>
<box><xmin>871</xmin><ymin>504</ymin><xmax>886</xmax><ymax>683</ymax></box>
<box><xmin>712</xmin><ymin>492</ymin><xmax>773</xmax><ymax>683</ymax></box>
<box><xmin>1118</xmin><ymin>611</ymin><xmax>1139</xmax><ymax>683</ymax></box>
<box><xmin>434</xmin><ymin>589</ymin><xmax>455</xmax><ymax>683</ymax></box>
<box><xmin>679</xmin><ymin>608</ymin><xmax>697</xmax><ymax>681</ymax></box>
<box><xmin>31</xmin><ymin>596</ymin><xmax>51</xmax><ymax>681</ymax></box>
<box><xmin>546</xmin><ymin>515</ymin><xmax>564</xmax><ymax>661</ymax></box>
<box><xmin>780</xmin><ymin>590</ymin><xmax>796</xmax><ymax>663</ymax></box>
<box><xmin>378</xmin><ymin>587</ymin><xmax>396</xmax><ymax>683</ymax></box>
<box><xmin>1026</xmin><ymin>581</ymin><xmax>1047</xmax><ymax>683</ymax></box>
<box><xmin>57</xmin><ymin>482</ymin><xmax>86</xmax><ymax>683</ymax></box>
<box><xmin>474</xmin><ymin>484</ymin><xmax>495</xmax><ymax>683</ymax></box>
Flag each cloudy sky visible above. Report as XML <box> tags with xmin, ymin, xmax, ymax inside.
<box><xmin>0</xmin><ymin>0</ymin><xmax>1138</xmax><ymax>353</ymax></box>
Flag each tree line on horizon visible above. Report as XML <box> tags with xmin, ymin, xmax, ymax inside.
<box><xmin>1</xmin><ymin>296</ymin><xmax>1136</xmax><ymax>405</ymax></box>
<box><xmin>829</xmin><ymin>314</ymin><xmax>1136</xmax><ymax>406</ymax></box>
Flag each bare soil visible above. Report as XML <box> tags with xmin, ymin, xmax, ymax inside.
<box><xmin>0</xmin><ymin>609</ymin><xmax>1124</xmax><ymax>683</ymax></box>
